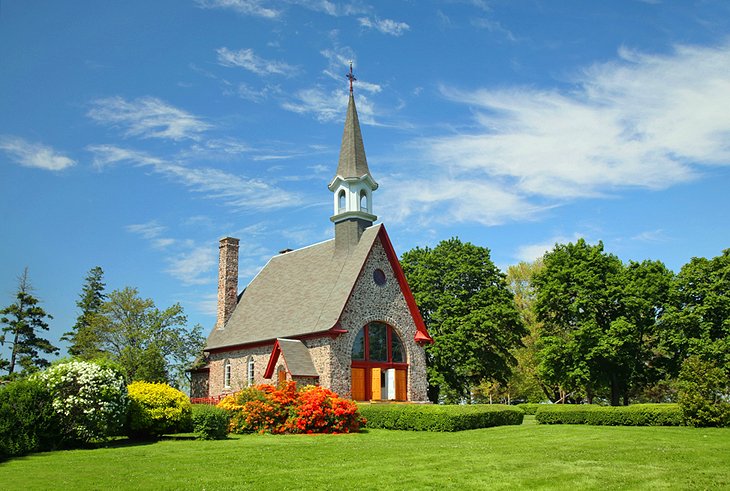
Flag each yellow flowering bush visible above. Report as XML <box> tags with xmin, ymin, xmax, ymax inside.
<box><xmin>126</xmin><ymin>381</ymin><xmax>192</xmax><ymax>439</ymax></box>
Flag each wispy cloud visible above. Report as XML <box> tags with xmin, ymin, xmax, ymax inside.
<box><xmin>514</xmin><ymin>234</ymin><xmax>584</xmax><ymax>263</ymax></box>
<box><xmin>165</xmin><ymin>245</ymin><xmax>218</xmax><ymax>286</ymax></box>
<box><xmin>358</xmin><ymin>17</ymin><xmax>410</xmax><ymax>36</ymax></box>
<box><xmin>217</xmin><ymin>47</ymin><xmax>296</xmax><ymax>76</ymax></box>
<box><xmin>88</xmin><ymin>145</ymin><xmax>304</xmax><ymax>211</ymax></box>
<box><xmin>393</xmin><ymin>41</ymin><xmax>730</xmax><ymax>227</ymax></box>
<box><xmin>195</xmin><ymin>0</ymin><xmax>280</xmax><ymax>18</ymax></box>
<box><xmin>0</xmin><ymin>135</ymin><xmax>75</xmax><ymax>171</ymax></box>
<box><xmin>126</xmin><ymin>220</ymin><xmax>176</xmax><ymax>249</ymax></box>
<box><xmin>88</xmin><ymin>96</ymin><xmax>212</xmax><ymax>141</ymax></box>
<box><xmin>281</xmin><ymin>87</ymin><xmax>378</xmax><ymax>124</ymax></box>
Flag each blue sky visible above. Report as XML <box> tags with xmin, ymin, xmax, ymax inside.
<box><xmin>2</xmin><ymin>0</ymin><xmax>729</xmax><ymax>360</ymax></box>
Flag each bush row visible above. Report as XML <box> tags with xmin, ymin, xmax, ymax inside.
<box><xmin>358</xmin><ymin>403</ymin><xmax>524</xmax><ymax>431</ymax></box>
<box><xmin>534</xmin><ymin>404</ymin><xmax>682</xmax><ymax>426</ymax></box>
<box><xmin>1</xmin><ymin>362</ymin><xmax>218</xmax><ymax>459</ymax></box>
<box><xmin>516</xmin><ymin>403</ymin><xmax>541</xmax><ymax>415</ymax></box>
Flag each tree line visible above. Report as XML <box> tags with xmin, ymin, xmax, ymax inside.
<box><xmin>0</xmin><ymin>266</ymin><xmax>204</xmax><ymax>389</ymax></box>
<box><xmin>401</xmin><ymin>238</ymin><xmax>730</xmax><ymax>406</ymax></box>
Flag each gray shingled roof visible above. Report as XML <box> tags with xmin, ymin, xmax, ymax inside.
<box><xmin>205</xmin><ymin>224</ymin><xmax>382</xmax><ymax>350</ymax></box>
<box><xmin>335</xmin><ymin>94</ymin><xmax>372</xmax><ymax>180</ymax></box>
<box><xmin>277</xmin><ymin>339</ymin><xmax>319</xmax><ymax>377</ymax></box>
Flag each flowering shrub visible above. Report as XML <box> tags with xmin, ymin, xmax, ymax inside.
<box><xmin>218</xmin><ymin>382</ymin><xmax>364</xmax><ymax>434</ymax></box>
<box><xmin>34</xmin><ymin>361</ymin><xmax>128</xmax><ymax>445</ymax></box>
<box><xmin>127</xmin><ymin>381</ymin><xmax>192</xmax><ymax>439</ymax></box>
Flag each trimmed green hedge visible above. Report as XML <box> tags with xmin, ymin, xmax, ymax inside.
<box><xmin>191</xmin><ymin>404</ymin><xmax>230</xmax><ymax>440</ymax></box>
<box><xmin>535</xmin><ymin>404</ymin><xmax>682</xmax><ymax>426</ymax></box>
<box><xmin>516</xmin><ymin>403</ymin><xmax>541</xmax><ymax>415</ymax></box>
<box><xmin>358</xmin><ymin>404</ymin><xmax>523</xmax><ymax>431</ymax></box>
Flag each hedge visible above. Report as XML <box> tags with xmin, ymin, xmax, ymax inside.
<box><xmin>535</xmin><ymin>404</ymin><xmax>682</xmax><ymax>426</ymax></box>
<box><xmin>516</xmin><ymin>403</ymin><xmax>541</xmax><ymax>415</ymax></box>
<box><xmin>358</xmin><ymin>404</ymin><xmax>524</xmax><ymax>431</ymax></box>
<box><xmin>0</xmin><ymin>379</ymin><xmax>61</xmax><ymax>458</ymax></box>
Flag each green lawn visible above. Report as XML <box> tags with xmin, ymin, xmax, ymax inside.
<box><xmin>1</xmin><ymin>423</ymin><xmax>728</xmax><ymax>490</ymax></box>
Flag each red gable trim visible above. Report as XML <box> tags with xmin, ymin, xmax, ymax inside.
<box><xmin>377</xmin><ymin>225</ymin><xmax>433</xmax><ymax>344</ymax></box>
<box><xmin>263</xmin><ymin>339</ymin><xmax>282</xmax><ymax>379</ymax></box>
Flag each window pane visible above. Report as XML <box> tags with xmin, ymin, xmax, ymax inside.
<box><xmin>351</xmin><ymin>328</ymin><xmax>365</xmax><ymax>360</ymax></box>
<box><xmin>391</xmin><ymin>329</ymin><xmax>405</xmax><ymax>363</ymax></box>
<box><xmin>368</xmin><ymin>322</ymin><xmax>388</xmax><ymax>362</ymax></box>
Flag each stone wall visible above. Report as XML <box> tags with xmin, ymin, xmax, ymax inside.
<box><xmin>207</xmin><ymin>344</ymin><xmax>272</xmax><ymax>396</ymax></box>
<box><xmin>329</xmin><ymin>237</ymin><xmax>430</xmax><ymax>402</ymax></box>
<box><xmin>190</xmin><ymin>370</ymin><xmax>209</xmax><ymax>399</ymax></box>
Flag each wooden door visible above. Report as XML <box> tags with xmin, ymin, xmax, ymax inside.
<box><xmin>277</xmin><ymin>366</ymin><xmax>287</xmax><ymax>385</ymax></box>
<box><xmin>395</xmin><ymin>369</ymin><xmax>407</xmax><ymax>401</ymax></box>
<box><xmin>370</xmin><ymin>368</ymin><xmax>382</xmax><ymax>400</ymax></box>
<box><xmin>351</xmin><ymin>368</ymin><xmax>366</xmax><ymax>401</ymax></box>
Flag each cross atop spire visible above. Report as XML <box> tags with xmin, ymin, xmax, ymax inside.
<box><xmin>346</xmin><ymin>61</ymin><xmax>356</xmax><ymax>94</ymax></box>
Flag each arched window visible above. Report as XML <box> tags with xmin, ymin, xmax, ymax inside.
<box><xmin>359</xmin><ymin>190</ymin><xmax>368</xmax><ymax>212</ymax></box>
<box><xmin>223</xmin><ymin>359</ymin><xmax>232</xmax><ymax>389</ymax></box>
<box><xmin>247</xmin><ymin>357</ymin><xmax>255</xmax><ymax>386</ymax></box>
<box><xmin>338</xmin><ymin>190</ymin><xmax>346</xmax><ymax>212</ymax></box>
<box><xmin>351</xmin><ymin>322</ymin><xmax>407</xmax><ymax>401</ymax></box>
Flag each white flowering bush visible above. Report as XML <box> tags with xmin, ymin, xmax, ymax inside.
<box><xmin>35</xmin><ymin>361</ymin><xmax>128</xmax><ymax>444</ymax></box>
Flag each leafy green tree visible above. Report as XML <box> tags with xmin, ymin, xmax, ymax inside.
<box><xmin>90</xmin><ymin>287</ymin><xmax>205</xmax><ymax>387</ymax></box>
<box><xmin>0</xmin><ymin>269</ymin><xmax>59</xmax><ymax>377</ymax></box>
<box><xmin>401</xmin><ymin>238</ymin><xmax>526</xmax><ymax>403</ymax></box>
<box><xmin>533</xmin><ymin>240</ymin><xmax>626</xmax><ymax>404</ymax></box>
<box><xmin>61</xmin><ymin>266</ymin><xmax>106</xmax><ymax>359</ymax></box>
<box><xmin>505</xmin><ymin>260</ymin><xmax>549</xmax><ymax>403</ymax></box>
<box><xmin>660</xmin><ymin>249</ymin><xmax>730</xmax><ymax>378</ymax></box>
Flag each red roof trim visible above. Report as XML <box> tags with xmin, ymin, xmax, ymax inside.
<box><xmin>264</xmin><ymin>340</ymin><xmax>282</xmax><ymax>379</ymax></box>
<box><xmin>378</xmin><ymin>225</ymin><xmax>433</xmax><ymax>344</ymax></box>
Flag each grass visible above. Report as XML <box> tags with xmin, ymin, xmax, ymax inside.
<box><xmin>1</xmin><ymin>423</ymin><xmax>729</xmax><ymax>490</ymax></box>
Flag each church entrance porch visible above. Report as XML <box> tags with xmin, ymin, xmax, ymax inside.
<box><xmin>350</xmin><ymin>322</ymin><xmax>408</xmax><ymax>401</ymax></box>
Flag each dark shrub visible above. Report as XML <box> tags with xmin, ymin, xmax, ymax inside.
<box><xmin>359</xmin><ymin>404</ymin><xmax>523</xmax><ymax>431</ymax></box>
<box><xmin>535</xmin><ymin>404</ymin><xmax>682</xmax><ymax>426</ymax></box>
<box><xmin>678</xmin><ymin>356</ymin><xmax>730</xmax><ymax>427</ymax></box>
<box><xmin>191</xmin><ymin>404</ymin><xmax>230</xmax><ymax>440</ymax></box>
<box><xmin>0</xmin><ymin>379</ymin><xmax>61</xmax><ymax>458</ymax></box>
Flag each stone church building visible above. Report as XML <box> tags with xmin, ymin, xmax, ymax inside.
<box><xmin>191</xmin><ymin>77</ymin><xmax>432</xmax><ymax>402</ymax></box>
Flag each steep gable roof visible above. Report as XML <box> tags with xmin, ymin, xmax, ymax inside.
<box><xmin>205</xmin><ymin>224</ymin><xmax>432</xmax><ymax>351</ymax></box>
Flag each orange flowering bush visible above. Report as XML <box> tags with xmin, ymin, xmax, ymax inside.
<box><xmin>217</xmin><ymin>382</ymin><xmax>364</xmax><ymax>434</ymax></box>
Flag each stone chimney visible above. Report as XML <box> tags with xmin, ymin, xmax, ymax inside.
<box><xmin>216</xmin><ymin>237</ymin><xmax>239</xmax><ymax>329</ymax></box>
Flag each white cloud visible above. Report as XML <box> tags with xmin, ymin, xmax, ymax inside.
<box><xmin>395</xmin><ymin>41</ymin><xmax>730</xmax><ymax>227</ymax></box>
<box><xmin>514</xmin><ymin>234</ymin><xmax>584</xmax><ymax>263</ymax></box>
<box><xmin>88</xmin><ymin>96</ymin><xmax>212</xmax><ymax>141</ymax></box>
<box><xmin>195</xmin><ymin>0</ymin><xmax>280</xmax><ymax>18</ymax></box>
<box><xmin>165</xmin><ymin>245</ymin><xmax>218</xmax><ymax>286</ymax></box>
<box><xmin>281</xmin><ymin>88</ymin><xmax>378</xmax><ymax>124</ymax></box>
<box><xmin>0</xmin><ymin>135</ymin><xmax>75</xmax><ymax>171</ymax></box>
<box><xmin>126</xmin><ymin>221</ymin><xmax>176</xmax><ymax>249</ymax></box>
<box><xmin>88</xmin><ymin>145</ymin><xmax>304</xmax><ymax>211</ymax></box>
<box><xmin>358</xmin><ymin>17</ymin><xmax>410</xmax><ymax>36</ymax></box>
<box><xmin>217</xmin><ymin>47</ymin><xmax>296</xmax><ymax>76</ymax></box>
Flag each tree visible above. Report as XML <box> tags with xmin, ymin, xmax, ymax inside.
<box><xmin>505</xmin><ymin>260</ymin><xmax>549</xmax><ymax>403</ymax></box>
<box><xmin>61</xmin><ymin>266</ymin><xmax>107</xmax><ymax>359</ymax></box>
<box><xmin>401</xmin><ymin>238</ymin><xmax>526</xmax><ymax>403</ymax></box>
<box><xmin>89</xmin><ymin>287</ymin><xmax>205</xmax><ymax>387</ymax></box>
<box><xmin>0</xmin><ymin>268</ymin><xmax>59</xmax><ymax>377</ymax></box>
<box><xmin>533</xmin><ymin>240</ymin><xmax>626</xmax><ymax>404</ymax></box>
<box><xmin>659</xmin><ymin>249</ymin><xmax>730</xmax><ymax>379</ymax></box>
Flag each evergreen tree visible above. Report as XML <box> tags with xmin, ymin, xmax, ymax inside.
<box><xmin>61</xmin><ymin>266</ymin><xmax>106</xmax><ymax>359</ymax></box>
<box><xmin>0</xmin><ymin>268</ymin><xmax>59</xmax><ymax>376</ymax></box>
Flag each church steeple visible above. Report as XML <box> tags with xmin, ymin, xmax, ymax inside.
<box><xmin>328</xmin><ymin>63</ymin><xmax>378</xmax><ymax>254</ymax></box>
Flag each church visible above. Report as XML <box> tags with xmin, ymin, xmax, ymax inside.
<box><xmin>190</xmin><ymin>69</ymin><xmax>432</xmax><ymax>402</ymax></box>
